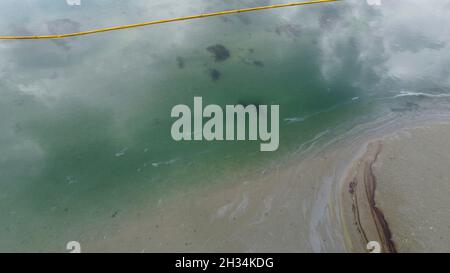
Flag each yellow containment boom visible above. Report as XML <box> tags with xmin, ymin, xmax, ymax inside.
<box><xmin>0</xmin><ymin>0</ymin><xmax>340</xmax><ymax>40</ymax></box>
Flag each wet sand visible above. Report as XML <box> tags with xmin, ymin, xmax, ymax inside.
<box><xmin>341</xmin><ymin>122</ymin><xmax>450</xmax><ymax>253</ymax></box>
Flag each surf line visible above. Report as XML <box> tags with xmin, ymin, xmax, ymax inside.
<box><xmin>171</xmin><ymin>97</ymin><xmax>279</xmax><ymax>152</ymax></box>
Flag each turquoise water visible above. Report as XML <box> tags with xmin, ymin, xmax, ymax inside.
<box><xmin>1</xmin><ymin>0</ymin><xmax>450</xmax><ymax>251</ymax></box>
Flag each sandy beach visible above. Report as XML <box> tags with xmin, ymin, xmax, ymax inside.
<box><xmin>346</xmin><ymin>123</ymin><xmax>450</xmax><ymax>252</ymax></box>
<box><xmin>341</xmin><ymin>121</ymin><xmax>450</xmax><ymax>253</ymax></box>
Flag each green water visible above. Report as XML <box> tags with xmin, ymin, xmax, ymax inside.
<box><xmin>1</xmin><ymin>0</ymin><xmax>450</xmax><ymax>251</ymax></box>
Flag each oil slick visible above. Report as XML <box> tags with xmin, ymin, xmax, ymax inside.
<box><xmin>344</xmin><ymin>142</ymin><xmax>397</xmax><ymax>253</ymax></box>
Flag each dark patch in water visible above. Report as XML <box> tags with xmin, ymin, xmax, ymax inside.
<box><xmin>253</xmin><ymin>60</ymin><xmax>264</xmax><ymax>67</ymax></box>
<box><xmin>237</xmin><ymin>14</ymin><xmax>252</xmax><ymax>25</ymax></box>
<box><xmin>275</xmin><ymin>24</ymin><xmax>302</xmax><ymax>38</ymax></box>
<box><xmin>176</xmin><ymin>57</ymin><xmax>185</xmax><ymax>69</ymax></box>
<box><xmin>220</xmin><ymin>16</ymin><xmax>232</xmax><ymax>23</ymax></box>
<box><xmin>319</xmin><ymin>7</ymin><xmax>341</xmax><ymax>28</ymax></box>
<box><xmin>208</xmin><ymin>68</ymin><xmax>221</xmax><ymax>81</ymax></box>
<box><xmin>207</xmin><ymin>44</ymin><xmax>231</xmax><ymax>62</ymax></box>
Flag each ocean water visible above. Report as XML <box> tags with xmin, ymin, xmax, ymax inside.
<box><xmin>1</xmin><ymin>0</ymin><xmax>450</xmax><ymax>251</ymax></box>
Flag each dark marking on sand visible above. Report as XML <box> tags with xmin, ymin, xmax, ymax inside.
<box><xmin>348</xmin><ymin>142</ymin><xmax>397</xmax><ymax>253</ymax></box>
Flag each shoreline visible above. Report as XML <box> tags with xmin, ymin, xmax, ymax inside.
<box><xmin>70</xmin><ymin>114</ymin><xmax>450</xmax><ymax>252</ymax></box>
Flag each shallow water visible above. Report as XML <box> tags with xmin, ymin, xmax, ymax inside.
<box><xmin>1</xmin><ymin>0</ymin><xmax>450</xmax><ymax>251</ymax></box>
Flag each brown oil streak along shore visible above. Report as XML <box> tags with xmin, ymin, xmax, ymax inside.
<box><xmin>364</xmin><ymin>143</ymin><xmax>397</xmax><ymax>253</ymax></box>
<box><xmin>349</xmin><ymin>178</ymin><xmax>369</xmax><ymax>244</ymax></box>
<box><xmin>347</xmin><ymin>142</ymin><xmax>397</xmax><ymax>253</ymax></box>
